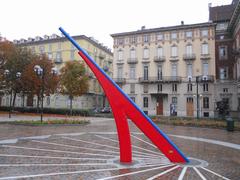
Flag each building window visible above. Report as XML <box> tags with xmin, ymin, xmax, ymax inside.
<box><xmin>156</xmin><ymin>33</ymin><xmax>164</xmax><ymax>41</ymax></box>
<box><xmin>143</xmin><ymin>84</ymin><xmax>148</xmax><ymax>93</ymax></box>
<box><xmin>201</xmin><ymin>43</ymin><xmax>209</xmax><ymax>55</ymax></box>
<box><xmin>57</xmin><ymin>42</ymin><xmax>61</xmax><ymax>50</ymax></box>
<box><xmin>185</xmin><ymin>31</ymin><xmax>192</xmax><ymax>38</ymax></box>
<box><xmin>171</xmin><ymin>63</ymin><xmax>177</xmax><ymax>77</ymax></box>
<box><xmin>143</xmin><ymin>48</ymin><xmax>149</xmax><ymax>59</ymax></box>
<box><xmin>143</xmin><ymin>97</ymin><xmax>148</xmax><ymax>107</ymax></box>
<box><xmin>223</xmin><ymin>88</ymin><xmax>228</xmax><ymax>93</ymax></box>
<box><xmin>117</xmin><ymin>38</ymin><xmax>124</xmax><ymax>45</ymax></box>
<box><xmin>39</xmin><ymin>46</ymin><xmax>45</xmax><ymax>54</ymax></box>
<box><xmin>70</xmin><ymin>50</ymin><xmax>75</xmax><ymax>60</ymax></box>
<box><xmin>130</xmin><ymin>36</ymin><xmax>137</xmax><ymax>44</ymax></box>
<box><xmin>187</xmin><ymin>97</ymin><xmax>193</xmax><ymax>103</ymax></box>
<box><xmin>48</xmin><ymin>44</ymin><xmax>52</xmax><ymax>52</ymax></box>
<box><xmin>219</xmin><ymin>67</ymin><xmax>228</xmax><ymax>80</ymax></box>
<box><xmin>172</xmin><ymin>97</ymin><xmax>177</xmax><ymax>104</ymax></box>
<box><xmin>187</xmin><ymin>83</ymin><xmax>192</xmax><ymax>92</ymax></box>
<box><xmin>31</xmin><ymin>47</ymin><xmax>35</xmax><ymax>53</ymax></box>
<box><xmin>203</xmin><ymin>112</ymin><xmax>209</xmax><ymax>117</ymax></box>
<box><xmin>143</xmin><ymin>35</ymin><xmax>149</xmax><ymax>43</ymax></box>
<box><xmin>171</xmin><ymin>46</ymin><xmax>178</xmax><ymax>57</ymax></box>
<box><xmin>187</xmin><ymin>64</ymin><xmax>193</xmax><ymax>77</ymax></box>
<box><xmin>56</xmin><ymin>52</ymin><xmax>62</xmax><ymax>62</ymax></box>
<box><xmin>203</xmin><ymin>83</ymin><xmax>208</xmax><ymax>92</ymax></box>
<box><xmin>130</xmin><ymin>48</ymin><xmax>136</xmax><ymax>59</ymax></box>
<box><xmin>171</xmin><ymin>32</ymin><xmax>177</xmax><ymax>40</ymax></box>
<box><xmin>118</xmin><ymin>49</ymin><xmax>123</xmax><ymax>60</ymax></box>
<box><xmin>157</xmin><ymin>84</ymin><xmax>162</xmax><ymax>92</ymax></box>
<box><xmin>129</xmin><ymin>66</ymin><xmax>136</xmax><ymax>79</ymax></box>
<box><xmin>201</xmin><ymin>29</ymin><xmax>208</xmax><ymax>37</ymax></box>
<box><xmin>157</xmin><ymin>47</ymin><xmax>163</xmax><ymax>57</ymax></box>
<box><xmin>157</xmin><ymin>65</ymin><xmax>163</xmax><ymax>80</ymax></box>
<box><xmin>130</xmin><ymin>84</ymin><xmax>135</xmax><ymax>94</ymax></box>
<box><xmin>172</xmin><ymin>84</ymin><xmax>177</xmax><ymax>92</ymax></box>
<box><xmin>219</xmin><ymin>46</ymin><xmax>227</xmax><ymax>60</ymax></box>
<box><xmin>203</xmin><ymin>63</ymin><xmax>209</xmax><ymax>75</ymax></box>
<box><xmin>203</xmin><ymin>97</ymin><xmax>209</xmax><ymax>109</ymax></box>
<box><xmin>130</xmin><ymin>97</ymin><xmax>135</xmax><ymax>102</ymax></box>
<box><xmin>48</xmin><ymin>53</ymin><xmax>53</xmax><ymax>60</ymax></box>
<box><xmin>117</xmin><ymin>66</ymin><xmax>123</xmax><ymax>78</ymax></box>
<box><xmin>143</xmin><ymin>66</ymin><xmax>148</xmax><ymax>80</ymax></box>
<box><xmin>46</xmin><ymin>96</ymin><xmax>50</xmax><ymax>106</ymax></box>
<box><xmin>186</xmin><ymin>44</ymin><xmax>193</xmax><ymax>55</ymax></box>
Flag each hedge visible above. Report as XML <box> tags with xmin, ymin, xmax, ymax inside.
<box><xmin>0</xmin><ymin>106</ymin><xmax>92</xmax><ymax>116</ymax></box>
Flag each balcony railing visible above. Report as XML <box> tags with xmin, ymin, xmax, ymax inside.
<box><xmin>170</xmin><ymin>56</ymin><xmax>179</xmax><ymax>61</ymax></box>
<box><xmin>127</xmin><ymin>58</ymin><xmax>138</xmax><ymax>64</ymax></box>
<box><xmin>154</xmin><ymin>56</ymin><xmax>166</xmax><ymax>62</ymax></box>
<box><xmin>113</xmin><ymin>78</ymin><xmax>126</xmax><ymax>84</ymax></box>
<box><xmin>200</xmin><ymin>54</ymin><xmax>211</xmax><ymax>60</ymax></box>
<box><xmin>139</xmin><ymin>76</ymin><xmax>181</xmax><ymax>83</ymax></box>
<box><xmin>54</xmin><ymin>58</ymin><xmax>63</xmax><ymax>64</ymax></box>
<box><xmin>99</xmin><ymin>53</ymin><xmax>106</xmax><ymax>59</ymax></box>
<box><xmin>116</xmin><ymin>59</ymin><xmax>124</xmax><ymax>64</ymax></box>
<box><xmin>198</xmin><ymin>75</ymin><xmax>214</xmax><ymax>82</ymax></box>
<box><xmin>183</xmin><ymin>53</ymin><xmax>196</xmax><ymax>60</ymax></box>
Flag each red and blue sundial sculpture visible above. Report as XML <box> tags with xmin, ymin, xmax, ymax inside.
<box><xmin>59</xmin><ymin>27</ymin><xmax>189</xmax><ymax>164</ymax></box>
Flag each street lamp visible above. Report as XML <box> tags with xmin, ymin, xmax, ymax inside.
<box><xmin>4</xmin><ymin>70</ymin><xmax>21</xmax><ymax>118</ymax></box>
<box><xmin>34</xmin><ymin>65</ymin><xmax>44</xmax><ymax>122</ymax></box>
<box><xmin>34</xmin><ymin>65</ymin><xmax>57</xmax><ymax>123</ymax></box>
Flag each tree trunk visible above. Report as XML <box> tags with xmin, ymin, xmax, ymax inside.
<box><xmin>70</xmin><ymin>95</ymin><xmax>73</xmax><ymax>116</ymax></box>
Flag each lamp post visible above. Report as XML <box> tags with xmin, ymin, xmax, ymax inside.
<box><xmin>4</xmin><ymin>70</ymin><xmax>21</xmax><ymax>118</ymax></box>
<box><xmin>34</xmin><ymin>65</ymin><xmax>44</xmax><ymax>123</ymax></box>
<box><xmin>34</xmin><ymin>65</ymin><xmax>57</xmax><ymax>123</ymax></box>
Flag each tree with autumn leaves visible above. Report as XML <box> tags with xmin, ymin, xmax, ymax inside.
<box><xmin>21</xmin><ymin>55</ymin><xmax>59</xmax><ymax>111</ymax></box>
<box><xmin>1</xmin><ymin>40</ymin><xmax>89</xmax><ymax>115</ymax></box>
<box><xmin>59</xmin><ymin>61</ymin><xmax>89</xmax><ymax>115</ymax></box>
<box><xmin>0</xmin><ymin>41</ymin><xmax>59</xmax><ymax>111</ymax></box>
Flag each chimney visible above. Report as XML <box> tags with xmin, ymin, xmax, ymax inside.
<box><xmin>208</xmin><ymin>3</ymin><xmax>212</xmax><ymax>8</ymax></box>
<box><xmin>141</xmin><ymin>26</ymin><xmax>146</xmax><ymax>30</ymax></box>
<box><xmin>181</xmin><ymin>21</ymin><xmax>184</xmax><ymax>25</ymax></box>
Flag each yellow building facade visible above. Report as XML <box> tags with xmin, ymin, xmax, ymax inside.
<box><xmin>11</xmin><ymin>34</ymin><xmax>113</xmax><ymax>109</ymax></box>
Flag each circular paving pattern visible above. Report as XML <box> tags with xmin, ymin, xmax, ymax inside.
<box><xmin>0</xmin><ymin>131</ymin><xmax>238</xmax><ymax>179</ymax></box>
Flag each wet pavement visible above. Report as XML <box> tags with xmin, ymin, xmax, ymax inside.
<box><xmin>0</xmin><ymin>113</ymin><xmax>239</xmax><ymax>179</ymax></box>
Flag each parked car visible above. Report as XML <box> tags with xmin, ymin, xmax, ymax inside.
<box><xmin>101</xmin><ymin>107</ymin><xmax>111</xmax><ymax>113</ymax></box>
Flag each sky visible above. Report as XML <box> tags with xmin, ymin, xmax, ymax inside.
<box><xmin>0</xmin><ymin>0</ymin><xmax>232</xmax><ymax>49</ymax></box>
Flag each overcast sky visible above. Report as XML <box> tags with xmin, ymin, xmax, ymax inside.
<box><xmin>0</xmin><ymin>0</ymin><xmax>232</xmax><ymax>49</ymax></box>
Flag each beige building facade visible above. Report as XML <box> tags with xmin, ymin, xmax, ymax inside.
<box><xmin>1</xmin><ymin>34</ymin><xmax>113</xmax><ymax>109</ymax></box>
<box><xmin>111</xmin><ymin>22</ymin><xmax>216</xmax><ymax>117</ymax></box>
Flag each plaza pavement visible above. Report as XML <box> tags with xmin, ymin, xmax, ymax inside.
<box><xmin>0</xmin><ymin>113</ymin><xmax>239</xmax><ymax>179</ymax></box>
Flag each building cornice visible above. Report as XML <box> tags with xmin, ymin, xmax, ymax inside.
<box><xmin>111</xmin><ymin>22</ymin><xmax>216</xmax><ymax>37</ymax></box>
<box><xmin>16</xmin><ymin>35</ymin><xmax>113</xmax><ymax>55</ymax></box>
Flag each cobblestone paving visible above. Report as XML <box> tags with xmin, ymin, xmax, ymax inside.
<box><xmin>0</xmin><ymin>114</ymin><xmax>239</xmax><ymax>179</ymax></box>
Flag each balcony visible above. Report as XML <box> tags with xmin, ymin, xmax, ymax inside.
<box><xmin>139</xmin><ymin>76</ymin><xmax>181</xmax><ymax>83</ymax></box>
<box><xmin>127</xmin><ymin>58</ymin><xmax>138</xmax><ymax>64</ymax></box>
<box><xmin>183</xmin><ymin>53</ymin><xmax>196</xmax><ymax>61</ymax></box>
<box><xmin>54</xmin><ymin>58</ymin><xmax>63</xmax><ymax>64</ymax></box>
<box><xmin>197</xmin><ymin>75</ymin><xmax>214</xmax><ymax>83</ymax></box>
<box><xmin>113</xmin><ymin>78</ymin><xmax>126</xmax><ymax>84</ymax></box>
<box><xmin>200</xmin><ymin>54</ymin><xmax>211</xmax><ymax>60</ymax></box>
<box><xmin>99</xmin><ymin>53</ymin><xmax>106</xmax><ymax>59</ymax></box>
<box><xmin>116</xmin><ymin>59</ymin><xmax>124</xmax><ymax>64</ymax></box>
<box><xmin>154</xmin><ymin>56</ymin><xmax>166</xmax><ymax>62</ymax></box>
<box><xmin>170</xmin><ymin>56</ymin><xmax>179</xmax><ymax>61</ymax></box>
